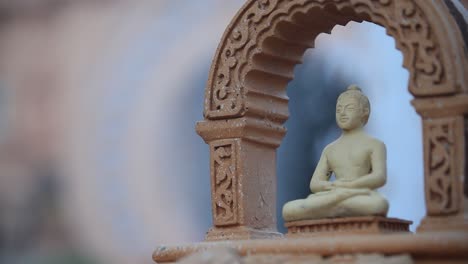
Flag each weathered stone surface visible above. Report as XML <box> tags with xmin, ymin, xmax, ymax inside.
<box><xmin>176</xmin><ymin>250</ymin><xmax>413</xmax><ymax>264</ymax></box>
<box><xmin>154</xmin><ymin>232</ymin><xmax>468</xmax><ymax>263</ymax></box>
<box><xmin>176</xmin><ymin>248</ymin><xmax>242</xmax><ymax>264</ymax></box>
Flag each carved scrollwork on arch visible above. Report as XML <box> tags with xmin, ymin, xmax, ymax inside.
<box><xmin>354</xmin><ymin>0</ymin><xmax>444</xmax><ymax>91</ymax></box>
<box><xmin>205</xmin><ymin>0</ymin><xmax>454</xmax><ymax>120</ymax></box>
<box><xmin>207</xmin><ymin>0</ymin><xmax>280</xmax><ymax>119</ymax></box>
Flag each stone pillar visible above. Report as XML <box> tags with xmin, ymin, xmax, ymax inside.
<box><xmin>412</xmin><ymin>95</ymin><xmax>468</xmax><ymax>232</ymax></box>
<box><xmin>196</xmin><ymin>117</ymin><xmax>285</xmax><ymax>240</ymax></box>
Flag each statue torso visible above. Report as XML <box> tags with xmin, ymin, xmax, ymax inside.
<box><xmin>326</xmin><ymin>133</ymin><xmax>379</xmax><ymax>181</ymax></box>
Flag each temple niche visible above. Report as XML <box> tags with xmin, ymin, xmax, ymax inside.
<box><xmin>153</xmin><ymin>0</ymin><xmax>468</xmax><ymax>263</ymax></box>
<box><xmin>282</xmin><ymin>85</ymin><xmax>414</xmax><ymax>235</ymax></box>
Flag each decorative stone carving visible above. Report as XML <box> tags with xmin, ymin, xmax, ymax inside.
<box><xmin>207</xmin><ymin>0</ymin><xmax>281</xmax><ymax>119</ymax></box>
<box><xmin>154</xmin><ymin>0</ymin><xmax>468</xmax><ymax>262</ymax></box>
<box><xmin>285</xmin><ymin>216</ymin><xmax>412</xmax><ymax>237</ymax></box>
<box><xmin>424</xmin><ymin>116</ymin><xmax>463</xmax><ymax>215</ymax></box>
<box><xmin>411</xmin><ymin>96</ymin><xmax>468</xmax><ymax>232</ymax></box>
<box><xmin>198</xmin><ymin>118</ymin><xmax>283</xmax><ymax>240</ymax></box>
<box><xmin>197</xmin><ymin>0</ymin><xmax>467</xmax><ymax>241</ymax></box>
<box><xmin>211</xmin><ymin>139</ymin><xmax>239</xmax><ymax>226</ymax></box>
<box><xmin>205</xmin><ymin>0</ymin><xmax>463</xmax><ymax>120</ymax></box>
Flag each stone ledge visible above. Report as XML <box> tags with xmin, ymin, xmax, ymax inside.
<box><xmin>152</xmin><ymin>232</ymin><xmax>468</xmax><ymax>263</ymax></box>
<box><xmin>285</xmin><ymin>216</ymin><xmax>412</xmax><ymax>237</ymax></box>
<box><xmin>196</xmin><ymin>117</ymin><xmax>287</xmax><ymax>148</ymax></box>
<box><xmin>205</xmin><ymin>226</ymin><xmax>283</xmax><ymax>241</ymax></box>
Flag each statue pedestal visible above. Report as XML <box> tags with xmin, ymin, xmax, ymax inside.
<box><xmin>285</xmin><ymin>216</ymin><xmax>412</xmax><ymax>237</ymax></box>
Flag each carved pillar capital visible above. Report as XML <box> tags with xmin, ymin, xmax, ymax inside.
<box><xmin>412</xmin><ymin>94</ymin><xmax>468</xmax><ymax>118</ymax></box>
<box><xmin>196</xmin><ymin>117</ymin><xmax>287</xmax><ymax>148</ymax></box>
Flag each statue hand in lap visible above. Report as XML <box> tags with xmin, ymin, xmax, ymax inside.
<box><xmin>282</xmin><ymin>85</ymin><xmax>389</xmax><ymax>222</ymax></box>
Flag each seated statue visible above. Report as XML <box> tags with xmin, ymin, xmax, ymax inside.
<box><xmin>283</xmin><ymin>85</ymin><xmax>389</xmax><ymax>222</ymax></box>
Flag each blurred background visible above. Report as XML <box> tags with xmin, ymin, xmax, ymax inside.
<box><xmin>3</xmin><ymin>0</ymin><xmax>461</xmax><ymax>263</ymax></box>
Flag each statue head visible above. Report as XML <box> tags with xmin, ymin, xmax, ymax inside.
<box><xmin>336</xmin><ymin>85</ymin><xmax>370</xmax><ymax>131</ymax></box>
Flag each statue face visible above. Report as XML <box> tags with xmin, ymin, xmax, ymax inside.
<box><xmin>336</xmin><ymin>96</ymin><xmax>365</xmax><ymax>131</ymax></box>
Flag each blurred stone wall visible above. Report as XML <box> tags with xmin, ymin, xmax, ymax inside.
<box><xmin>0</xmin><ymin>1</ymin><xmax>431</xmax><ymax>263</ymax></box>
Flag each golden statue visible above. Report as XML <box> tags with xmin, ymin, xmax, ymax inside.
<box><xmin>283</xmin><ymin>85</ymin><xmax>389</xmax><ymax>221</ymax></box>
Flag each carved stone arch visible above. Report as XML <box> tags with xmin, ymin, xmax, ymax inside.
<box><xmin>204</xmin><ymin>0</ymin><xmax>466</xmax><ymax>121</ymax></box>
<box><xmin>196</xmin><ymin>0</ymin><xmax>468</xmax><ymax>240</ymax></box>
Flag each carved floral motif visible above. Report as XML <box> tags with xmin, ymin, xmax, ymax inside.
<box><xmin>206</xmin><ymin>0</ymin><xmax>449</xmax><ymax>119</ymax></box>
<box><xmin>424</xmin><ymin>117</ymin><xmax>460</xmax><ymax>215</ymax></box>
<box><xmin>211</xmin><ymin>140</ymin><xmax>239</xmax><ymax>225</ymax></box>
<box><xmin>208</xmin><ymin>0</ymin><xmax>280</xmax><ymax>119</ymax></box>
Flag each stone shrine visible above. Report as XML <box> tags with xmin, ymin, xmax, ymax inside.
<box><xmin>153</xmin><ymin>0</ymin><xmax>468</xmax><ymax>263</ymax></box>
